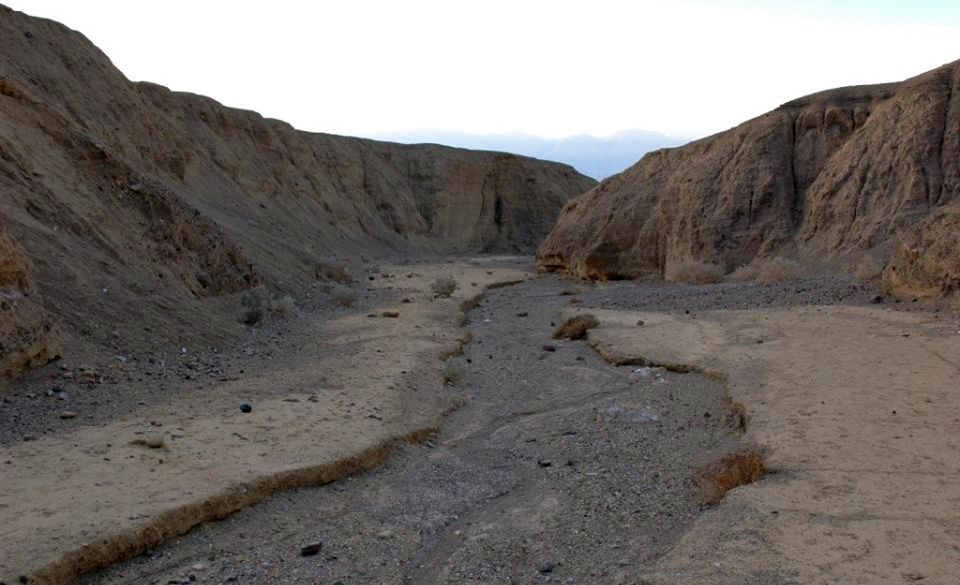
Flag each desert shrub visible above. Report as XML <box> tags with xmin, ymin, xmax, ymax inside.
<box><xmin>442</xmin><ymin>357</ymin><xmax>466</xmax><ymax>386</ymax></box>
<box><xmin>666</xmin><ymin>260</ymin><xmax>725</xmax><ymax>284</ymax></box>
<box><xmin>729</xmin><ymin>257</ymin><xmax>799</xmax><ymax>284</ymax></box>
<box><xmin>316</xmin><ymin>261</ymin><xmax>352</xmax><ymax>285</ymax></box>
<box><xmin>240</xmin><ymin>286</ymin><xmax>297</xmax><ymax>324</ymax></box>
<box><xmin>332</xmin><ymin>285</ymin><xmax>357</xmax><ymax>308</ymax></box>
<box><xmin>554</xmin><ymin>314</ymin><xmax>600</xmax><ymax>340</ymax></box>
<box><xmin>431</xmin><ymin>276</ymin><xmax>458</xmax><ymax>298</ymax></box>
<box><xmin>755</xmin><ymin>257</ymin><xmax>799</xmax><ymax>283</ymax></box>
<box><xmin>694</xmin><ymin>446</ymin><xmax>768</xmax><ymax>505</ymax></box>
<box><xmin>240</xmin><ymin>285</ymin><xmax>271</xmax><ymax>325</ymax></box>
<box><xmin>270</xmin><ymin>295</ymin><xmax>298</xmax><ymax>318</ymax></box>
<box><xmin>853</xmin><ymin>257</ymin><xmax>885</xmax><ymax>283</ymax></box>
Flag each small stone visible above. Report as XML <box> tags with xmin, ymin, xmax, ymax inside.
<box><xmin>382</xmin><ymin>310</ymin><xmax>400</xmax><ymax>318</ymax></box>
<box><xmin>239</xmin><ymin>403</ymin><xmax>252</xmax><ymax>413</ymax></box>
<box><xmin>542</xmin><ymin>344</ymin><xmax>556</xmax><ymax>352</ymax></box>
<box><xmin>870</xmin><ymin>294</ymin><xmax>884</xmax><ymax>304</ymax></box>
<box><xmin>538</xmin><ymin>562</ymin><xmax>558</xmax><ymax>574</ymax></box>
<box><xmin>636</xmin><ymin>320</ymin><xmax>645</xmax><ymax>326</ymax></box>
<box><xmin>537</xmin><ymin>459</ymin><xmax>553</xmax><ymax>467</ymax></box>
<box><xmin>60</xmin><ymin>411</ymin><xmax>78</xmax><ymax>420</ymax></box>
<box><xmin>191</xmin><ymin>563</ymin><xmax>206</xmax><ymax>571</ymax></box>
<box><xmin>376</xmin><ymin>529</ymin><xmax>394</xmax><ymax>539</ymax></box>
<box><xmin>300</xmin><ymin>542</ymin><xmax>322</xmax><ymax>556</ymax></box>
<box><xmin>516</xmin><ymin>312</ymin><xmax>529</xmax><ymax>317</ymax></box>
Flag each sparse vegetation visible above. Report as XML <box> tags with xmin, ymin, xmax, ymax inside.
<box><xmin>315</xmin><ymin>261</ymin><xmax>353</xmax><ymax>285</ymax></box>
<box><xmin>853</xmin><ymin>257</ymin><xmax>885</xmax><ymax>283</ymax></box>
<box><xmin>755</xmin><ymin>257</ymin><xmax>799</xmax><ymax>283</ymax></box>
<box><xmin>554</xmin><ymin>314</ymin><xmax>600</xmax><ymax>340</ymax></box>
<box><xmin>431</xmin><ymin>276</ymin><xmax>458</xmax><ymax>298</ymax></box>
<box><xmin>729</xmin><ymin>257</ymin><xmax>799</xmax><ymax>283</ymax></box>
<box><xmin>240</xmin><ymin>286</ymin><xmax>298</xmax><ymax>325</ymax></box>
<box><xmin>695</xmin><ymin>446</ymin><xmax>768</xmax><ymax>504</ymax></box>
<box><xmin>442</xmin><ymin>357</ymin><xmax>466</xmax><ymax>386</ymax></box>
<box><xmin>332</xmin><ymin>284</ymin><xmax>357</xmax><ymax>308</ymax></box>
<box><xmin>665</xmin><ymin>260</ymin><xmax>725</xmax><ymax>284</ymax></box>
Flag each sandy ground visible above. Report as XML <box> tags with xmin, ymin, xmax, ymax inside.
<box><xmin>585</xmin><ymin>304</ymin><xmax>960</xmax><ymax>584</ymax></box>
<box><xmin>0</xmin><ymin>258</ymin><xmax>529</xmax><ymax>585</ymax></box>
<box><xmin>79</xmin><ymin>275</ymin><xmax>747</xmax><ymax>585</ymax></box>
<box><xmin>6</xmin><ymin>266</ymin><xmax>957</xmax><ymax>584</ymax></box>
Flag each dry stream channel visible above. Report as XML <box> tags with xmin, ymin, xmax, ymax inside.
<box><xmin>81</xmin><ymin>273</ymin><xmax>868</xmax><ymax>584</ymax></box>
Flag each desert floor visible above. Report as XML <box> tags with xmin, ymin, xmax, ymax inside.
<box><xmin>3</xmin><ymin>258</ymin><xmax>958</xmax><ymax>585</ymax></box>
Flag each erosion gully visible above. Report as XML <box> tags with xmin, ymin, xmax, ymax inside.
<box><xmin>83</xmin><ymin>275</ymin><xmax>752</xmax><ymax>585</ymax></box>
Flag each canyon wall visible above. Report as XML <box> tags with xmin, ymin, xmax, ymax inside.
<box><xmin>539</xmin><ymin>59</ymin><xmax>960</xmax><ymax>299</ymax></box>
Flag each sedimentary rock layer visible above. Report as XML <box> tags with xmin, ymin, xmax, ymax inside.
<box><xmin>539</xmin><ymin>59</ymin><xmax>960</xmax><ymax>298</ymax></box>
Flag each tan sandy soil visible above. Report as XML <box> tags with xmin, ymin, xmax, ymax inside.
<box><xmin>0</xmin><ymin>259</ymin><xmax>529</xmax><ymax>585</ymax></box>
<box><xmin>578</xmin><ymin>305</ymin><xmax>960</xmax><ymax>585</ymax></box>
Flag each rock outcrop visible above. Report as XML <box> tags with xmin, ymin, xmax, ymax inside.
<box><xmin>539</xmin><ymin>59</ymin><xmax>960</xmax><ymax>298</ymax></box>
<box><xmin>0</xmin><ymin>229</ymin><xmax>61</xmax><ymax>383</ymax></box>
<box><xmin>0</xmin><ymin>6</ymin><xmax>594</xmax><ymax>381</ymax></box>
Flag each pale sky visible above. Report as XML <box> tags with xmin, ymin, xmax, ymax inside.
<box><xmin>8</xmin><ymin>0</ymin><xmax>960</xmax><ymax>140</ymax></box>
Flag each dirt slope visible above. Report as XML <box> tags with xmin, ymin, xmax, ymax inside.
<box><xmin>539</xmin><ymin>59</ymin><xmax>960</xmax><ymax>298</ymax></box>
<box><xmin>0</xmin><ymin>5</ymin><xmax>595</xmax><ymax>383</ymax></box>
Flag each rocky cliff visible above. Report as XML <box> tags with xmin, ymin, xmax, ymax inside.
<box><xmin>0</xmin><ymin>6</ymin><xmax>595</xmax><ymax>382</ymax></box>
<box><xmin>539</xmin><ymin>60</ymin><xmax>960</xmax><ymax>299</ymax></box>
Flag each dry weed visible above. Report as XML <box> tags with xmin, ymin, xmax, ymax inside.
<box><xmin>666</xmin><ymin>260</ymin><xmax>724</xmax><ymax>284</ymax></box>
<box><xmin>554</xmin><ymin>314</ymin><xmax>600</xmax><ymax>340</ymax></box>
<box><xmin>695</xmin><ymin>446</ymin><xmax>768</xmax><ymax>504</ymax></box>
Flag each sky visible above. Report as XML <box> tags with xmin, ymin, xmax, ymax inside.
<box><xmin>7</xmin><ymin>1</ymin><xmax>960</xmax><ymax>140</ymax></box>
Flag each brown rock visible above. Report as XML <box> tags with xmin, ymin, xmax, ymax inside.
<box><xmin>0</xmin><ymin>229</ymin><xmax>62</xmax><ymax>385</ymax></box>
<box><xmin>538</xmin><ymin>60</ymin><xmax>960</xmax><ymax>299</ymax></box>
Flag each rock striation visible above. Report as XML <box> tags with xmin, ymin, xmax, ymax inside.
<box><xmin>539</xmin><ymin>59</ymin><xmax>960</xmax><ymax>299</ymax></box>
<box><xmin>0</xmin><ymin>5</ymin><xmax>595</xmax><ymax>381</ymax></box>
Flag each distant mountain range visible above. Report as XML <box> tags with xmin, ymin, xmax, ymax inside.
<box><xmin>369</xmin><ymin>129</ymin><xmax>689</xmax><ymax>180</ymax></box>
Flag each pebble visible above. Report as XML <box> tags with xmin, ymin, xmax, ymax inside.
<box><xmin>542</xmin><ymin>344</ymin><xmax>557</xmax><ymax>352</ymax></box>
<box><xmin>382</xmin><ymin>310</ymin><xmax>400</xmax><ymax>318</ymax></box>
<box><xmin>59</xmin><ymin>411</ymin><xmax>78</xmax><ymax>419</ymax></box>
<box><xmin>300</xmin><ymin>542</ymin><xmax>322</xmax><ymax>556</ymax></box>
<box><xmin>239</xmin><ymin>403</ymin><xmax>252</xmax><ymax>413</ymax></box>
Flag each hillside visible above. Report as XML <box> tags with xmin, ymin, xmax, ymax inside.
<box><xmin>0</xmin><ymin>5</ymin><xmax>595</xmax><ymax>383</ymax></box>
<box><xmin>538</xmin><ymin>60</ymin><xmax>960</xmax><ymax>299</ymax></box>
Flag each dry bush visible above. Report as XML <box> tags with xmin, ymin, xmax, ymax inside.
<box><xmin>332</xmin><ymin>285</ymin><xmax>357</xmax><ymax>307</ymax></box>
<box><xmin>316</xmin><ymin>261</ymin><xmax>353</xmax><ymax>285</ymax></box>
<box><xmin>695</xmin><ymin>446</ymin><xmax>768</xmax><ymax>504</ymax></box>
<box><xmin>729</xmin><ymin>257</ymin><xmax>799</xmax><ymax>284</ymax></box>
<box><xmin>755</xmin><ymin>257</ymin><xmax>799</xmax><ymax>283</ymax></box>
<box><xmin>853</xmin><ymin>257</ymin><xmax>885</xmax><ymax>283</ymax></box>
<box><xmin>554</xmin><ymin>314</ymin><xmax>600</xmax><ymax>340</ymax></box>
<box><xmin>431</xmin><ymin>276</ymin><xmax>458</xmax><ymax>298</ymax></box>
<box><xmin>240</xmin><ymin>286</ymin><xmax>298</xmax><ymax>324</ymax></box>
<box><xmin>666</xmin><ymin>260</ymin><xmax>725</xmax><ymax>284</ymax></box>
<box><xmin>442</xmin><ymin>357</ymin><xmax>466</xmax><ymax>386</ymax></box>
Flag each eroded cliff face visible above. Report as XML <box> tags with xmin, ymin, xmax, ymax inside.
<box><xmin>539</xmin><ymin>60</ymin><xmax>960</xmax><ymax>297</ymax></box>
<box><xmin>0</xmin><ymin>5</ymin><xmax>595</xmax><ymax>382</ymax></box>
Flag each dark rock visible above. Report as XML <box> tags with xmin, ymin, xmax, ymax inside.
<box><xmin>239</xmin><ymin>403</ymin><xmax>252</xmax><ymax>413</ymax></box>
<box><xmin>300</xmin><ymin>542</ymin><xmax>322</xmax><ymax>556</ymax></box>
<box><xmin>542</xmin><ymin>344</ymin><xmax>556</xmax><ymax>352</ymax></box>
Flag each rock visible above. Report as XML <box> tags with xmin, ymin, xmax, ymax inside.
<box><xmin>59</xmin><ymin>411</ymin><xmax>77</xmax><ymax>419</ymax></box>
<box><xmin>538</xmin><ymin>562</ymin><xmax>558</xmax><ymax>574</ymax></box>
<box><xmin>0</xmin><ymin>229</ymin><xmax>62</xmax><ymax>386</ymax></box>
<box><xmin>239</xmin><ymin>403</ymin><xmax>252</xmax><ymax>413</ymax></box>
<box><xmin>376</xmin><ymin>529</ymin><xmax>394</xmax><ymax>539</ymax></box>
<box><xmin>538</xmin><ymin>60</ymin><xmax>960</xmax><ymax>298</ymax></box>
<box><xmin>542</xmin><ymin>344</ymin><xmax>557</xmax><ymax>352</ymax></box>
<box><xmin>300</xmin><ymin>542</ymin><xmax>322</xmax><ymax>557</ymax></box>
<box><xmin>130</xmin><ymin>435</ymin><xmax>165</xmax><ymax>449</ymax></box>
<box><xmin>381</xmin><ymin>310</ymin><xmax>400</xmax><ymax>318</ymax></box>
<box><xmin>870</xmin><ymin>294</ymin><xmax>885</xmax><ymax>304</ymax></box>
